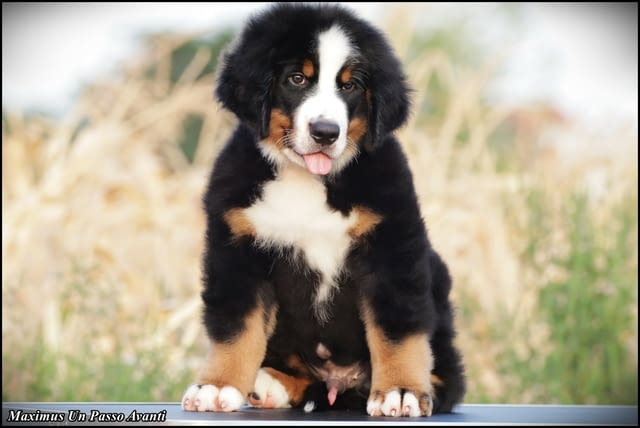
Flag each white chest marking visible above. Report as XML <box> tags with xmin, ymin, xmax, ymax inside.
<box><xmin>243</xmin><ymin>166</ymin><xmax>356</xmax><ymax>321</ymax></box>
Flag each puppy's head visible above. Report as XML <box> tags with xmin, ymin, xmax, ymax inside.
<box><xmin>216</xmin><ymin>3</ymin><xmax>410</xmax><ymax>175</ymax></box>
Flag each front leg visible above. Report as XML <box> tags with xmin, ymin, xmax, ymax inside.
<box><xmin>183</xmin><ymin>196</ymin><xmax>278</xmax><ymax>412</ymax></box>
<box><xmin>182</xmin><ymin>302</ymin><xmax>277</xmax><ymax>412</ymax></box>
<box><xmin>361</xmin><ymin>305</ymin><xmax>434</xmax><ymax>417</ymax></box>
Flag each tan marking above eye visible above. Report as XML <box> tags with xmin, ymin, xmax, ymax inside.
<box><xmin>302</xmin><ymin>59</ymin><xmax>315</xmax><ymax>78</ymax></box>
<box><xmin>340</xmin><ymin>67</ymin><xmax>353</xmax><ymax>84</ymax></box>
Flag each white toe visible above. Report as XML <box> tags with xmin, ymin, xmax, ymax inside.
<box><xmin>366</xmin><ymin>395</ymin><xmax>382</xmax><ymax>416</ymax></box>
<box><xmin>181</xmin><ymin>384</ymin><xmax>201</xmax><ymax>411</ymax></box>
<box><xmin>303</xmin><ymin>401</ymin><xmax>316</xmax><ymax>413</ymax></box>
<box><xmin>380</xmin><ymin>389</ymin><xmax>402</xmax><ymax>417</ymax></box>
<box><xmin>401</xmin><ymin>391</ymin><xmax>421</xmax><ymax>417</ymax></box>
<box><xmin>196</xmin><ymin>385</ymin><xmax>220</xmax><ymax>411</ymax></box>
<box><xmin>218</xmin><ymin>385</ymin><xmax>245</xmax><ymax>412</ymax></box>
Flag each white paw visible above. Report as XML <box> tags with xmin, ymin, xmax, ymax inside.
<box><xmin>181</xmin><ymin>383</ymin><xmax>245</xmax><ymax>412</ymax></box>
<box><xmin>367</xmin><ymin>389</ymin><xmax>429</xmax><ymax>417</ymax></box>
<box><xmin>248</xmin><ymin>369</ymin><xmax>291</xmax><ymax>409</ymax></box>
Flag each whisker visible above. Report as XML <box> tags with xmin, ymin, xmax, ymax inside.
<box><xmin>282</xmin><ymin>129</ymin><xmax>295</xmax><ymax>148</ymax></box>
<box><xmin>345</xmin><ymin>137</ymin><xmax>361</xmax><ymax>155</ymax></box>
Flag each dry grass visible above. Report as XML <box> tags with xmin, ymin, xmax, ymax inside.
<box><xmin>2</xmin><ymin>8</ymin><xmax>637</xmax><ymax>404</ymax></box>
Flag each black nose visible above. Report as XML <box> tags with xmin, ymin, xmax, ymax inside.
<box><xmin>309</xmin><ymin>120</ymin><xmax>340</xmax><ymax>146</ymax></box>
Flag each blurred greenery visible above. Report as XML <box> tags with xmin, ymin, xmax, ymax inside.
<box><xmin>144</xmin><ymin>30</ymin><xmax>234</xmax><ymax>85</ymax></box>
<box><xmin>179</xmin><ymin>114</ymin><xmax>204</xmax><ymax>164</ymax></box>
<box><xmin>2</xmin><ymin>346</ymin><xmax>194</xmax><ymax>402</ymax></box>
<box><xmin>499</xmin><ymin>188</ymin><xmax>638</xmax><ymax>405</ymax></box>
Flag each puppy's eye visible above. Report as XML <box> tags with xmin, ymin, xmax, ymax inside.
<box><xmin>288</xmin><ymin>73</ymin><xmax>308</xmax><ymax>87</ymax></box>
<box><xmin>341</xmin><ymin>81</ymin><xmax>356</xmax><ymax>92</ymax></box>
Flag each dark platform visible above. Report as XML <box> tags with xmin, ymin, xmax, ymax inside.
<box><xmin>2</xmin><ymin>402</ymin><xmax>637</xmax><ymax>426</ymax></box>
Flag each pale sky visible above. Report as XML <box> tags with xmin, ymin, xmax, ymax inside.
<box><xmin>2</xmin><ymin>2</ymin><xmax>638</xmax><ymax>128</ymax></box>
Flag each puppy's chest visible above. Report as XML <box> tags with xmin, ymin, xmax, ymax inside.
<box><xmin>224</xmin><ymin>167</ymin><xmax>381</xmax><ymax>320</ymax></box>
<box><xmin>244</xmin><ymin>167</ymin><xmax>355</xmax><ymax>273</ymax></box>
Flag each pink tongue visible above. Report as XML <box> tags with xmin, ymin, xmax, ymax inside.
<box><xmin>327</xmin><ymin>386</ymin><xmax>338</xmax><ymax>406</ymax></box>
<box><xmin>302</xmin><ymin>152</ymin><xmax>332</xmax><ymax>175</ymax></box>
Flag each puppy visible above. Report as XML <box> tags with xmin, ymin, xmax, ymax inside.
<box><xmin>182</xmin><ymin>3</ymin><xmax>465</xmax><ymax>417</ymax></box>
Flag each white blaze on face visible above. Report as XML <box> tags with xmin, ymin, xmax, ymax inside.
<box><xmin>290</xmin><ymin>26</ymin><xmax>353</xmax><ymax>174</ymax></box>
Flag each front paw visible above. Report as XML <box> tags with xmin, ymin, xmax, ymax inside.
<box><xmin>367</xmin><ymin>388</ymin><xmax>433</xmax><ymax>417</ymax></box>
<box><xmin>181</xmin><ymin>384</ymin><xmax>245</xmax><ymax>412</ymax></box>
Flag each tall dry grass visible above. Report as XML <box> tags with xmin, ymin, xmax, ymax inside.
<box><xmin>2</xmin><ymin>6</ymin><xmax>637</xmax><ymax>403</ymax></box>
<box><xmin>2</xmin><ymin>31</ymin><xmax>227</xmax><ymax>400</ymax></box>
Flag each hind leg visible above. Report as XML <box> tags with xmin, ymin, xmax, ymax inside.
<box><xmin>430</xmin><ymin>333</ymin><xmax>466</xmax><ymax>413</ymax></box>
<box><xmin>428</xmin><ymin>250</ymin><xmax>466</xmax><ymax>412</ymax></box>
<box><xmin>248</xmin><ymin>367</ymin><xmax>312</xmax><ymax>409</ymax></box>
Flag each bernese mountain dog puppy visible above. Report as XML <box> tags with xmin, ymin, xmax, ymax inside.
<box><xmin>181</xmin><ymin>3</ymin><xmax>465</xmax><ymax>417</ymax></box>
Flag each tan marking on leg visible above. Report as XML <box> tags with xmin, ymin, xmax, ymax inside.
<box><xmin>263</xmin><ymin>108</ymin><xmax>292</xmax><ymax>149</ymax></box>
<box><xmin>302</xmin><ymin>59</ymin><xmax>315</xmax><ymax>78</ymax></box>
<box><xmin>349</xmin><ymin>205</ymin><xmax>382</xmax><ymax>239</ymax></box>
<box><xmin>347</xmin><ymin>117</ymin><xmax>368</xmax><ymax>145</ymax></box>
<box><xmin>264</xmin><ymin>303</ymin><xmax>278</xmax><ymax>338</ymax></box>
<box><xmin>340</xmin><ymin>67</ymin><xmax>353</xmax><ymax>84</ymax></box>
<box><xmin>361</xmin><ymin>304</ymin><xmax>433</xmax><ymax>395</ymax></box>
<box><xmin>223</xmin><ymin>208</ymin><xmax>256</xmax><ymax>241</ymax></box>
<box><xmin>430</xmin><ymin>374</ymin><xmax>444</xmax><ymax>387</ymax></box>
<box><xmin>197</xmin><ymin>304</ymin><xmax>272</xmax><ymax>398</ymax></box>
<box><xmin>285</xmin><ymin>354</ymin><xmax>314</xmax><ymax>378</ymax></box>
<box><xmin>262</xmin><ymin>367</ymin><xmax>313</xmax><ymax>406</ymax></box>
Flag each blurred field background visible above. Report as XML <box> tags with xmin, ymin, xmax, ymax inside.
<box><xmin>2</xmin><ymin>3</ymin><xmax>637</xmax><ymax>405</ymax></box>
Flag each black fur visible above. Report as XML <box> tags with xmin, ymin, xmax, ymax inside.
<box><xmin>199</xmin><ymin>2</ymin><xmax>465</xmax><ymax>414</ymax></box>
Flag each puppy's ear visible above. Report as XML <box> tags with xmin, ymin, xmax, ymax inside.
<box><xmin>362</xmin><ymin>47</ymin><xmax>411</xmax><ymax>152</ymax></box>
<box><xmin>257</xmin><ymin>79</ymin><xmax>274</xmax><ymax>140</ymax></box>
<box><xmin>215</xmin><ymin>39</ymin><xmax>274</xmax><ymax>139</ymax></box>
